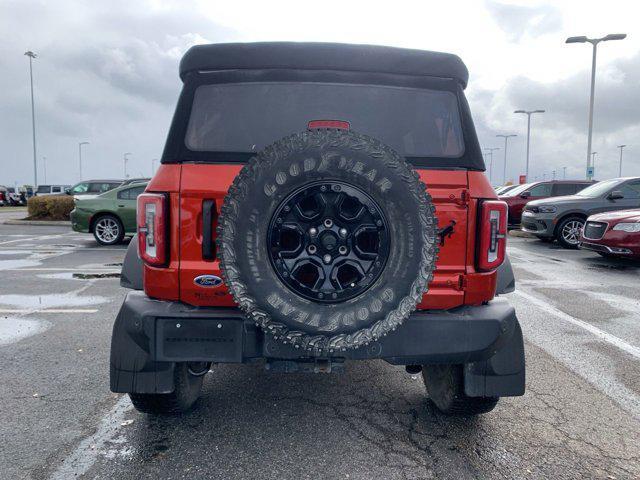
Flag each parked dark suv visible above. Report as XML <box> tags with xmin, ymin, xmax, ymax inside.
<box><xmin>111</xmin><ymin>42</ymin><xmax>524</xmax><ymax>417</ymax></box>
<box><xmin>500</xmin><ymin>180</ymin><xmax>593</xmax><ymax>226</ymax></box>
<box><xmin>522</xmin><ymin>177</ymin><xmax>640</xmax><ymax>248</ymax></box>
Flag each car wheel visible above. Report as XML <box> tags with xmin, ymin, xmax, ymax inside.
<box><xmin>422</xmin><ymin>364</ymin><xmax>499</xmax><ymax>415</ymax></box>
<box><xmin>129</xmin><ymin>362</ymin><xmax>209</xmax><ymax>415</ymax></box>
<box><xmin>217</xmin><ymin>129</ymin><xmax>439</xmax><ymax>354</ymax></box>
<box><xmin>93</xmin><ymin>214</ymin><xmax>125</xmax><ymax>245</ymax></box>
<box><xmin>556</xmin><ymin>216</ymin><xmax>585</xmax><ymax>249</ymax></box>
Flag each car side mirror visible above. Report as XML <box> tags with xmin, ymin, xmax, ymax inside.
<box><xmin>608</xmin><ymin>190</ymin><xmax>624</xmax><ymax>200</ymax></box>
<box><xmin>65</xmin><ymin>188</ymin><xmax>71</xmax><ymax>194</ymax></box>
<box><xmin>520</xmin><ymin>191</ymin><xmax>531</xmax><ymax>199</ymax></box>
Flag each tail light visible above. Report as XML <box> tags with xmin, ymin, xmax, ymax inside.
<box><xmin>477</xmin><ymin>200</ymin><xmax>507</xmax><ymax>271</ymax></box>
<box><xmin>137</xmin><ymin>193</ymin><xmax>168</xmax><ymax>266</ymax></box>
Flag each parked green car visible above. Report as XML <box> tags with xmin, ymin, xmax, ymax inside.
<box><xmin>70</xmin><ymin>182</ymin><xmax>147</xmax><ymax>245</ymax></box>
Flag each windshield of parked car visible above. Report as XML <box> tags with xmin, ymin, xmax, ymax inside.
<box><xmin>576</xmin><ymin>179</ymin><xmax>621</xmax><ymax>197</ymax></box>
<box><xmin>185</xmin><ymin>82</ymin><xmax>465</xmax><ymax>158</ymax></box>
<box><xmin>501</xmin><ymin>183</ymin><xmax>534</xmax><ymax>197</ymax></box>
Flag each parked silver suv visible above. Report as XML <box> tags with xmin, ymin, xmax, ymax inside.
<box><xmin>521</xmin><ymin>177</ymin><xmax>640</xmax><ymax>248</ymax></box>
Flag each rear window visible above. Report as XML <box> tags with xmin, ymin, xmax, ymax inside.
<box><xmin>185</xmin><ymin>82</ymin><xmax>465</xmax><ymax>158</ymax></box>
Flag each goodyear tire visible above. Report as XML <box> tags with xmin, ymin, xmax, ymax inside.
<box><xmin>217</xmin><ymin>130</ymin><xmax>438</xmax><ymax>355</ymax></box>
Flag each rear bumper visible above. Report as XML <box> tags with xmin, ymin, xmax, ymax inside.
<box><xmin>110</xmin><ymin>291</ymin><xmax>525</xmax><ymax>398</ymax></box>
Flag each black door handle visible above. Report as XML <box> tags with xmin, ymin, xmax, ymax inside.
<box><xmin>202</xmin><ymin>199</ymin><xmax>216</xmax><ymax>261</ymax></box>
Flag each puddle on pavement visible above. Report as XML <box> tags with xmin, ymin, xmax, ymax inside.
<box><xmin>0</xmin><ymin>293</ymin><xmax>108</xmax><ymax>309</ymax></box>
<box><xmin>73</xmin><ymin>272</ymin><xmax>120</xmax><ymax>279</ymax></box>
<box><xmin>38</xmin><ymin>272</ymin><xmax>121</xmax><ymax>281</ymax></box>
<box><xmin>0</xmin><ymin>317</ymin><xmax>51</xmax><ymax>346</ymax></box>
<box><xmin>0</xmin><ymin>259</ymin><xmax>42</xmax><ymax>270</ymax></box>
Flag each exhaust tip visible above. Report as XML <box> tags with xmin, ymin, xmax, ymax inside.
<box><xmin>405</xmin><ymin>365</ymin><xmax>422</xmax><ymax>375</ymax></box>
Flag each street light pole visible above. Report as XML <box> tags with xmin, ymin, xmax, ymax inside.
<box><xmin>566</xmin><ymin>33</ymin><xmax>627</xmax><ymax>180</ymax></box>
<box><xmin>123</xmin><ymin>153</ymin><xmax>131</xmax><ymax>178</ymax></box>
<box><xmin>617</xmin><ymin>145</ymin><xmax>626</xmax><ymax>177</ymax></box>
<box><xmin>485</xmin><ymin>147</ymin><xmax>500</xmax><ymax>184</ymax></box>
<box><xmin>563</xmin><ymin>166</ymin><xmax>567</xmax><ymax>179</ymax></box>
<box><xmin>42</xmin><ymin>156</ymin><xmax>47</xmax><ymax>184</ymax></box>
<box><xmin>24</xmin><ymin>51</ymin><xmax>38</xmax><ymax>187</ymax></box>
<box><xmin>496</xmin><ymin>134</ymin><xmax>517</xmax><ymax>184</ymax></box>
<box><xmin>591</xmin><ymin>151</ymin><xmax>597</xmax><ymax>176</ymax></box>
<box><xmin>151</xmin><ymin>158</ymin><xmax>157</xmax><ymax>175</ymax></box>
<box><xmin>78</xmin><ymin>141</ymin><xmax>89</xmax><ymax>180</ymax></box>
<box><xmin>514</xmin><ymin>109</ymin><xmax>545</xmax><ymax>182</ymax></box>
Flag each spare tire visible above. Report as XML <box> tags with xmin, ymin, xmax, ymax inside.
<box><xmin>217</xmin><ymin>129</ymin><xmax>438</xmax><ymax>354</ymax></box>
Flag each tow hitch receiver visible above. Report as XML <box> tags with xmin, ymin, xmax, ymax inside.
<box><xmin>265</xmin><ymin>358</ymin><xmax>345</xmax><ymax>374</ymax></box>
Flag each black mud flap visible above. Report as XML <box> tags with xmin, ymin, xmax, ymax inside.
<box><xmin>110</xmin><ymin>296</ymin><xmax>176</xmax><ymax>394</ymax></box>
<box><xmin>463</xmin><ymin>320</ymin><xmax>525</xmax><ymax>397</ymax></box>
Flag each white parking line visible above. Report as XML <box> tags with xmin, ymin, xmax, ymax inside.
<box><xmin>50</xmin><ymin>395</ymin><xmax>134</xmax><ymax>480</ymax></box>
<box><xmin>0</xmin><ymin>309</ymin><xmax>98</xmax><ymax>314</ymax></box>
<box><xmin>3</xmin><ymin>268</ymin><xmax>120</xmax><ymax>272</ymax></box>
<box><xmin>514</xmin><ymin>289</ymin><xmax>640</xmax><ymax>360</ymax></box>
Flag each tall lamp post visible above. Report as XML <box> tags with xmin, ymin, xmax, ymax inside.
<box><xmin>151</xmin><ymin>158</ymin><xmax>158</xmax><ymax>175</ymax></box>
<box><xmin>617</xmin><ymin>144</ymin><xmax>626</xmax><ymax>177</ymax></box>
<box><xmin>78</xmin><ymin>141</ymin><xmax>89</xmax><ymax>180</ymax></box>
<box><xmin>591</xmin><ymin>151</ymin><xmax>597</xmax><ymax>176</ymax></box>
<box><xmin>563</xmin><ymin>166</ymin><xmax>567</xmax><ymax>179</ymax></box>
<box><xmin>496</xmin><ymin>134</ymin><xmax>517</xmax><ymax>184</ymax></box>
<box><xmin>566</xmin><ymin>34</ymin><xmax>627</xmax><ymax>180</ymax></box>
<box><xmin>24</xmin><ymin>51</ymin><xmax>38</xmax><ymax>187</ymax></box>
<box><xmin>514</xmin><ymin>109</ymin><xmax>545</xmax><ymax>182</ymax></box>
<box><xmin>42</xmin><ymin>156</ymin><xmax>47</xmax><ymax>183</ymax></box>
<box><xmin>123</xmin><ymin>153</ymin><xmax>131</xmax><ymax>178</ymax></box>
<box><xmin>485</xmin><ymin>147</ymin><xmax>500</xmax><ymax>184</ymax></box>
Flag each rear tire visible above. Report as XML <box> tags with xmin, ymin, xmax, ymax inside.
<box><xmin>422</xmin><ymin>364</ymin><xmax>499</xmax><ymax>415</ymax></box>
<box><xmin>93</xmin><ymin>214</ymin><xmax>125</xmax><ymax>246</ymax></box>
<box><xmin>129</xmin><ymin>362</ymin><xmax>208</xmax><ymax>415</ymax></box>
<box><xmin>555</xmin><ymin>216</ymin><xmax>585</xmax><ymax>249</ymax></box>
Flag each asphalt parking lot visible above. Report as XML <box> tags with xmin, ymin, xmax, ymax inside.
<box><xmin>1</xmin><ymin>221</ymin><xmax>639</xmax><ymax>480</ymax></box>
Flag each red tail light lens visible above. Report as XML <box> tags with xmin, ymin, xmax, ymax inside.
<box><xmin>137</xmin><ymin>193</ymin><xmax>168</xmax><ymax>266</ymax></box>
<box><xmin>477</xmin><ymin>200</ymin><xmax>507</xmax><ymax>271</ymax></box>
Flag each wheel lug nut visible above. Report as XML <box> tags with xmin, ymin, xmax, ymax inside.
<box><xmin>338</xmin><ymin>246</ymin><xmax>347</xmax><ymax>255</ymax></box>
<box><xmin>309</xmin><ymin>227</ymin><xmax>317</xmax><ymax>236</ymax></box>
<box><xmin>323</xmin><ymin>254</ymin><xmax>332</xmax><ymax>264</ymax></box>
<box><xmin>324</xmin><ymin>219</ymin><xmax>333</xmax><ymax>228</ymax></box>
<box><xmin>339</xmin><ymin>228</ymin><xmax>348</xmax><ymax>237</ymax></box>
<box><xmin>308</xmin><ymin>245</ymin><xmax>317</xmax><ymax>254</ymax></box>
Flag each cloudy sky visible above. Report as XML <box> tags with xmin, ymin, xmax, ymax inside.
<box><xmin>1</xmin><ymin>0</ymin><xmax>638</xmax><ymax>187</ymax></box>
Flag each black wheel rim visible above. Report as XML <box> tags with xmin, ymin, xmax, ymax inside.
<box><xmin>267</xmin><ymin>181</ymin><xmax>390</xmax><ymax>303</ymax></box>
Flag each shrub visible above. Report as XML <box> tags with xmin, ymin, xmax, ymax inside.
<box><xmin>27</xmin><ymin>195</ymin><xmax>75</xmax><ymax>220</ymax></box>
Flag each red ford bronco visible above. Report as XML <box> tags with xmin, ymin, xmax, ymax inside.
<box><xmin>112</xmin><ymin>42</ymin><xmax>524</xmax><ymax>416</ymax></box>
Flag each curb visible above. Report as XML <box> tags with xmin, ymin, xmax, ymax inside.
<box><xmin>2</xmin><ymin>219</ymin><xmax>70</xmax><ymax>226</ymax></box>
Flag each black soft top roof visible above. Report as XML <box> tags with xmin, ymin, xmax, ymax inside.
<box><xmin>179</xmin><ymin>42</ymin><xmax>469</xmax><ymax>88</ymax></box>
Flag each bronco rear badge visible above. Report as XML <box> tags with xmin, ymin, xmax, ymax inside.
<box><xmin>194</xmin><ymin>275</ymin><xmax>223</xmax><ymax>288</ymax></box>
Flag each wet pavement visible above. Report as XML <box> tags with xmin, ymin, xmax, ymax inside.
<box><xmin>1</xmin><ymin>224</ymin><xmax>639</xmax><ymax>479</ymax></box>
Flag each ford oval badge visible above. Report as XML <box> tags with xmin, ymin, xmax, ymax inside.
<box><xmin>194</xmin><ymin>275</ymin><xmax>223</xmax><ymax>288</ymax></box>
